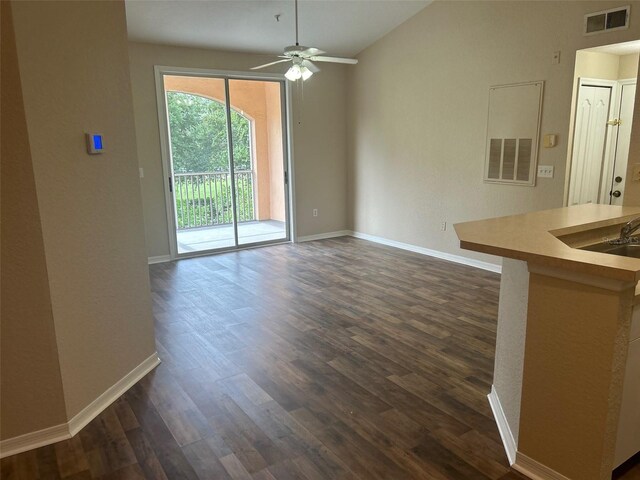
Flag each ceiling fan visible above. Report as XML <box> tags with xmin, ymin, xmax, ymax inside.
<box><xmin>251</xmin><ymin>0</ymin><xmax>358</xmax><ymax>81</ymax></box>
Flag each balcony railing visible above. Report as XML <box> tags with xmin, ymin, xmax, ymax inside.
<box><xmin>173</xmin><ymin>171</ymin><xmax>255</xmax><ymax>229</ymax></box>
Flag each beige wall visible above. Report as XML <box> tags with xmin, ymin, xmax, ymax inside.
<box><xmin>1</xmin><ymin>1</ymin><xmax>67</xmax><ymax>440</ymax></box>
<box><xmin>624</xmin><ymin>56</ymin><xmax>640</xmax><ymax>206</ymax></box>
<box><xmin>493</xmin><ymin>259</ymin><xmax>529</xmax><ymax>445</ymax></box>
<box><xmin>347</xmin><ymin>1</ymin><xmax>640</xmax><ymax>267</ymax></box>
<box><xmin>575</xmin><ymin>50</ymin><xmax>622</xmax><ymax>81</ymax></box>
<box><xmin>128</xmin><ymin>42</ymin><xmax>349</xmax><ymax>257</ymax></box>
<box><xmin>519</xmin><ymin>272</ymin><xmax>634</xmax><ymax>479</ymax></box>
<box><xmin>8</xmin><ymin>0</ymin><xmax>156</xmax><ymax>423</ymax></box>
<box><xmin>619</xmin><ymin>53</ymin><xmax>640</xmax><ymax>79</ymax></box>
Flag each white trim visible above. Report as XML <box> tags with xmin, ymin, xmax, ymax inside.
<box><xmin>297</xmin><ymin>230</ymin><xmax>351</xmax><ymax>242</ymax></box>
<box><xmin>513</xmin><ymin>452</ymin><xmax>572</xmax><ymax>480</ymax></box>
<box><xmin>350</xmin><ymin>231</ymin><xmax>502</xmax><ymax>274</ymax></box>
<box><xmin>487</xmin><ymin>387</ymin><xmax>517</xmax><ymax>465</ymax></box>
<box><xmin>0</xmin><ymin>424</ymin><xmax>70</xmax><ymax>459</ymax></box>
<box><xmin>0</xmin><ymin>353</ymin><xmax>160</xmax><ymax>458</ymax></box>
<box><xmin>148</xmin><ymin>255</ymin><xmax>171</xmax><ymax>265</ymax></box>
<box><xmin>285</xmin><ymin>81</ymin><xmax>298</xmax><ymax>243</ymax></box>
<box><xmin>68</xmin><ymin>353</ymin><xmax>160</xmax><ymax>436</ymax></box>
<box><xmin>154</xmin><ymin>66</ymin><xmax>179</xmax><ymax>260</ymax></box>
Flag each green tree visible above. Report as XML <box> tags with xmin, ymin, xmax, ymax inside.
<box><xmin>167</xmin><ymin>91</ymin><xmax>252</xmax><ymax>173</ymax></box>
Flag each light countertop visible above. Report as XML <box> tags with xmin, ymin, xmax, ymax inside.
<box><xmin>454</xmin><ymin>204</ymin><xmax>640</xmax><ymax>282</ymax></box>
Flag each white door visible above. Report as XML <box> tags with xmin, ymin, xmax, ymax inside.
<box><xmin>609</xmin><ymin>83</ymin><xmax>636</xmax><ymax>205</ymax></box>
<box><xmin>568</xmin><ymin>85</ymin><xmax>613</xmax><ymax>205</ymax></box>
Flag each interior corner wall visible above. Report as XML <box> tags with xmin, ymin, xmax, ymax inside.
<box><xmin>9</xmin><ymin>0</ymin><xmax>157</xmax><ymax>419</ymax></box>
<box><xmin>347</xmin><ymin>1</ymin><xmax>640</xmax><ymax>265</ymax></box>
<box><xmin>575</xmin><ymin>50</ymin><xmax>621</xmax><ymax>81</ymax></box>
<box><xmin>127</xmin><ymin>42</ymin><xmax>349</xmax><ymax>258</ymax></box>
<box><xmin>619</xmin><ymin>53</ymin><xmax>640</xmax><ymax>79</ymax></box>
<box><xmin>1</xmin><ymin>0</ymin><xmax>67</xmax><ymax>440</ymax></box>
<box><xmin>624</xmin><ymin>55</ymin><xmax>640</xmax><ymax>206</ymax></box>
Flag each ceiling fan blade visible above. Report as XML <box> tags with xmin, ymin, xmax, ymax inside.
<box><xmin>300</xmin><ymin>47</ymin><xmax>326</xmax><ymax>57</ymax></box>
<box><xmin>251</xmin><ymin>59</ymin><xmax>291</xmax><ymax>70</ymax></box>
<box><xmin>310</xmin><ymin>55</ymin><xmax>358</xmax><ymax>65</ymax></box>
<box><xmin>301</xmin><ymin>59</ymin><xmax>320</xmax><ymax>73</ymax></box>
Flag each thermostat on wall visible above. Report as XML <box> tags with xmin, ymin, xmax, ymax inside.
<box><xmin>86</xmin><ymin>133</ymin><xmax>104</xmax><ymax>154</ymax></box>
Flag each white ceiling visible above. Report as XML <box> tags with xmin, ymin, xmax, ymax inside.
<box><xmin>587</xmin><ymin>40</ymin><xmax>640</xmax><ymax>56</ymax></box>
<box><xmin>125</xmin><ymin>0</ymin><xmax>431</xmax><ymax>57</ymax></box>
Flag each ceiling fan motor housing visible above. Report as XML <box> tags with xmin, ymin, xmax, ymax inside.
<box><xmin>284</xmin><ymin>45</ymin><xmax>308</xmax><ymax>57</ymax></box>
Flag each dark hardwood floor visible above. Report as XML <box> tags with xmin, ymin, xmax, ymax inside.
<box><xmin>2</xmin><ymin>237</ymin><xmax>638</xmax><ymax>479</ymax></box>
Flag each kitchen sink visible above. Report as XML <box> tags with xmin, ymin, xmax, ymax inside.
<box><xmin>580</xmin><ymin>241</ymin><xmax>640</xmax><ymax>258</ymax></box>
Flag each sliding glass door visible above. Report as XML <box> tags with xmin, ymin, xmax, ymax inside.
<box><xmin>157</xmin><ymin>70</ymin><xmax>290</xmax><ymax>256</ymax></box>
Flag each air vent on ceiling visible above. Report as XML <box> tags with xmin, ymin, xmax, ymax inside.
<box><xmin>584</xmin><ymin>6</ymin><xmax>630</xmax><ymax>35</ymax></box>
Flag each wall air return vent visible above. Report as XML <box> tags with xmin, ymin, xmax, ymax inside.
<box><xmin>483</xmin><ymin>81</ymin><xmax>543</xmax><ymax>187</ymax></box>
<box><xmin>584</xmin><ymin>6</ymin><xmax>630</xmax><ymax>35</ymax></box>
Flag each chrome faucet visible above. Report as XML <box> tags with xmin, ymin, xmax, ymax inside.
<box><xmin>615</xmin><ymin>216</ymin><xmax>640</xmax><ymax>244</ymax></box>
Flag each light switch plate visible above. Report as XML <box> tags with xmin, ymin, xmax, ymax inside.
<box><xmin>543</xmin><ymin>134</ymin><xmax>557</xmax><ymax>148</ymax></box>
<box><xmin>537</xmin><ymin>165</ymin><xmax>554</xmax><ymax>178</ymax></box>
<box><xmin>633</xmin><ymin>164</ymin><xmax>640</xmax><ymax>182</ymax></box>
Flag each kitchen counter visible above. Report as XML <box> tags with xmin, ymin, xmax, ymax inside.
<box><xmin>455</xmin><ymin>204</ymin><xmax>640</xmax><ymax>282</ymax></box>
<box><xmin>455</xmin><ymin>205</ymin><xmax>640</xmax><ymax>480</ymax></box>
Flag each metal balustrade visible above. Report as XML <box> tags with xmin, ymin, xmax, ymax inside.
<box><xmin>173</xmin><ymin>171</ymin><xmax>255</xmax><ymax>229</ymax></box>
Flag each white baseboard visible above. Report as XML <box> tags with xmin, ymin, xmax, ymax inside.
<box><xmin>0</xmin><ymin>424</ymin><xmax>70</xmax><ymax>459</ymax></box>
<box><xmin>488</xmin><ymin>386</ymin><xmax>517</xmax><ymax>465</ymax></box>
<box><xmin>148</xmin><ymin>255</ymin><xmax>171</xmax><ymax>265</ymax></box>
<box><xmin>350</xmin><ymin>231</ymin><xmax>502</xmax><ymax>274</ymax></box>
<box><xmin>488</xmin><ymin>387</ymin><xmax>571</xmax><ymax>480</ymax></box>
<box><xmin>513</xmin><ymin>452</ymin><xmax>571</xmax><ymax>480</ymax></box>
<box><xmin>68</xmin><ymin>352</ymin><xmax>160</xmax><ymax>435</ymax></box>
<box><xmin>297</xmin><ymin>230</ymin><xmax>351</xmax><ymax>243</ymax></box>
<box><xmin>0</xmin><ymin>352</ymin><xmax>160</xmax><ymax>459</ymax></box>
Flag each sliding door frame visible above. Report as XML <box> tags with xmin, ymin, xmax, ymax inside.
<box><xmin>154</xmin><ymin>65</ymin><xmax>295</xmax><ymax>260</ymax></box>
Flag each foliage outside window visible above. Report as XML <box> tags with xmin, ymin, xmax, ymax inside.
<box><xmin>167</xmin><ymin>91</ymin><xmax>252</xmax><ymax>173</ymax></box>
<box><xmin>166</xmin><ymin>91</ymin><xmax>255</xmax><ymax>228</ymax></box>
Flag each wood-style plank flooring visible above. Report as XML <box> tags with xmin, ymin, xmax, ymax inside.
<box><xmin>2</xmin><ymin>237</ymin><xmax>638</xmax><ymax>479</ymax></box>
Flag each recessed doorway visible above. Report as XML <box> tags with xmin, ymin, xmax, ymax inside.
<box><xmin>155</xmin><ymin>68</ymin><xmax>292</xmax><ymax>257</ymax></box>
<box><xmin>565</xmin><ymin>41</ymin><xmax>639</xmax><ymax>206</ymax></box>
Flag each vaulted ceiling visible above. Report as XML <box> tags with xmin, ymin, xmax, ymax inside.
<box><xmin>125</xmin><ymin>0</ymin><xmax>431</xmax><ymax>57</ymax></box>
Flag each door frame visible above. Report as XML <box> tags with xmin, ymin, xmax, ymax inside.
<box><xmin>565</xmin><ymin>77</ymin><xmax>618</xmax><ymax>206</ymax></box>
<box><xmin>606</xmin><ymin>78</ymin><xmax>637</xmax><ymax>204</ymax></box>
<box><xmin>153</xmin><ymin>65</ymin><xmax>296</xmax><ymax>260</ymax></box>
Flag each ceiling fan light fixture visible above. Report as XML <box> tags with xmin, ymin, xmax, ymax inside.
<box><xmin>300</xmin><ymin>66</ymin><xmax>313</xmax><ymax>81</ymax></box>
<box><xmin>251</xmin><ymin>0</ymin><xmax>358</xmax><ymax>78</ymax></box>
<box><xmin>285</xmin><ymin>64</ymin><xmax>302</xmax><ymax>81</ymax></box>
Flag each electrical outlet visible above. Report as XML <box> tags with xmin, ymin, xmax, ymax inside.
<box><xmin>537</xmin><ymin>165</ymin><xmax>554</xmax><ymax>178</ymax></box>
<box><xmin>552</xmin><ymin>51</ymin><xmax>561</xmax><ymax>65</ymax></box>
<box><xmin>441</xmin><ymin>222</ymin><xmax>447</xmax><ymax>231</ymax></box>
<box><xmin>313</xmin><ymin>209</ymin><xmax>318</xmax><ymax>217</ymax></box>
